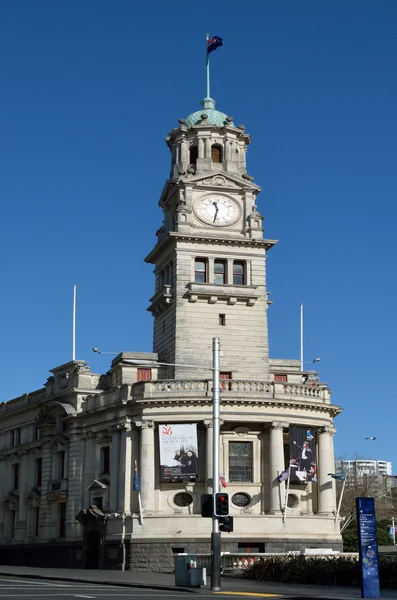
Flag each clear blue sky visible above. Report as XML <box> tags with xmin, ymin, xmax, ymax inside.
<box><xmin>2</xmin><ymin>1</ymin><xmax>396</xmax><ymax>471</ymax></box>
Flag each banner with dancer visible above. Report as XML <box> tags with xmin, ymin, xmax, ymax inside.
<box><xmin>159</xmin><ymin>424</ymin><xmax>198</xmax><ymax>482</ymax></box>
<box><xmin>289</xmin><ymin>426</ymin><xmax>317</xmax><ymax>484</ymax></box>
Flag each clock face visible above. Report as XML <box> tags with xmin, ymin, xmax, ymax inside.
<box><xmin>194</xmin><ymin>195</ymin><xmax>240</xmax><ymax>226</ymax></box>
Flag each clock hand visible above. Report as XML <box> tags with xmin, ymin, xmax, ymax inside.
<box><xmin>212</xmin><ymin>202</ymin><xmax>218</xmax><ymax>223</ymax></box>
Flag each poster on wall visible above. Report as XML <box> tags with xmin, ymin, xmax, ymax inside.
<box><xmin>289</xmin><ymin>426</ymin><xmax>317</xmax><ymax>484</ymax></box>
<box><xmin>159</xmin><ymin>423</ymin><xmax>198</xmax><ymax>482</ymax></box>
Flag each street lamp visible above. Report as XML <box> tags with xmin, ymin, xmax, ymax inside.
<box><xmin>93</xmin><ymin>338</ymin><xmax>223</xmax><ymax>591</ymax></box>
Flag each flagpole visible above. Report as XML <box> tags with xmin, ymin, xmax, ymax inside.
<box><xmin>283</xmin><ymin>470</ymin><xmax>291</xmax><ymax>523</ymax></box>
<box><xmin>206</xmin><ymin>34</ymin><xmax>210</xmax><ymax>98</ymax></box>
<box><xmin>72</xmin><ymin>284</ymin><xmax>77</xmax><ymax>361</ymax></box>
<box><xmin>138</xmin><ymin>491</ymin><xmax>144</xmax><ymax>525</ymax></box>
<box><xmin>335</xmin><ymin>477</ymin><xmax>346</xmax><ymax>523</ymax></box>
<box><xmin>300</xmin><ymin>303</ymin><xmax>303</xmax><ymax>371</ymax></box>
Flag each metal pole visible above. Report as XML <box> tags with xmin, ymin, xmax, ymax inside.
<box><xmin>211</xmin><ymin>337</ymin><xmax>221</xmax><ymax>591</ymax></box>
<box><xmin>72</xmin><ymin>284</ymin><xmax>77</xmax><ymax>361</ymax></box>
<box><xmin>206</xmin><ymin>34</ymin><xmax>210</xmax><ymax>98</ymax></box>
<box><xmin>393</xmin><ymin>516</ymin><xmax>396</xmax><ymax>546</ymax></box>
<box><xmin>300</xmin><ymin>303</ymin><xmax>303</xmax><ymax>371</ymax></box>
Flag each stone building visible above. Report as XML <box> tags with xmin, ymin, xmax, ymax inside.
<box><xmin>0</xmin><ymin>94</ymin><xmax>343</xmax><ymax>571</ymax></box>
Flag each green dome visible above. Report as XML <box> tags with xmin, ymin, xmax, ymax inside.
<box><xmin>185</xmin><ymin>98</ymin><xmax>233</xmax><ymax>128</ymax></box>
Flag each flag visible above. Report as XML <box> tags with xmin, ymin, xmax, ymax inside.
<box><xmin>207</xmin><ymin>36</ymin><xmax>223</xmax><ymax>54</ymax></box>
<box><xmin>389</xmin><ymin>527</ymin><xmax>395</xmax><ymax>541</ymax></box>
<box><xmin>328</xmin><ymin>472</ymin><xmax>346</xmax><ymax>481</ymax></box>
<box><xmin>219</xmin><ymin>474</ymin><xmax>227</xmax><ymax>488</ymax></box>
<box><xmin>306</xmin><ymin>430</ymin><xmax>314</xmax><ymax>441</ymax></box>
<box><xmin>278</xmin><ymin>467</ymin><xmax>290</xmax><ymax>483</ymax></box>
<box><xmin>133</xmin><ymin>461</ymin><xmax>141</xmax><ymax>492</ymax></box>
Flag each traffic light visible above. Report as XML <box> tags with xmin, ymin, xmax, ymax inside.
<box><xmin>219</xmin><ymin>516</ymin><xmax>234</xmax><ymax>533</ymax></box>
<box><xmin>200</xmin><ymin>493</ymin><xmax>213</xmax><ymax>518</ymax></box>
<box><xmin>214</xmin><ymin>492</ymin><xmax>230</xmax><ymax>517</ymax></box>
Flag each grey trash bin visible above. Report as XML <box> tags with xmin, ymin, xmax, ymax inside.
<box><xmin>189</xmin><ymin>567</ymin><xmax>206</xmax><ymax>587</ymax></box>
<box><xmin>173</xmin><ymin>554</ymin><xmax>197</xmax><ymax>586</ymax></box>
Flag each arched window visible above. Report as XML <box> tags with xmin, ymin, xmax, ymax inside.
<box><xmin>189</xmin><ymin>145</ymin><xmax>198</xmax><ymax>166</ymax></box>
<box><xmin>211</xmin><ymin>144</ymin><xmax>223</xmax><ymax>163</ymax></box>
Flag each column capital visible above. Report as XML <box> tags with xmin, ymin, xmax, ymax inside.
<box><xmin>80</xmin><ymin>431</ymin><xmax>96</xmax><ymax>441</ymax></box>
<box><xmin>271</xmin><ymin>421</ymin><xmax>285</xmax><ymax>430</ymax></box>
<box><xmin>203</xmin><ymin>419</ymin><xmax>213</xmax><ymax>428</ymax></box>
<box><xmin>319</xmin><ymin>426</ymin><xmax>336</xmax><ymax>436</ymax></box>
<box><xmin>95</xmin><ymin>431</ymin><xmax>112</xmax><ymax>445</ymax></box>
<box><xmin>112</xmin><ymin>420</ymin><xmax>132</xmax><ymax>433</ymax></box>
<box><xmin>135</xmin><ymin>420</ymin><xmax>154</xmax><ymax>429</ymax></box>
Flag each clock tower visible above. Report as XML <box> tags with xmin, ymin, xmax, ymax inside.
<box><xmin>145</xmin><ymin>96</ymin><xmax>277</xmax><ymax>380</ymax></box>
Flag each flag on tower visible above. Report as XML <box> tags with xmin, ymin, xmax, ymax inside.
<box><xmin>133</xmin><ymin>461</ymin><xmax>141</xmax><ymax>492</ymax></box>
<box><xmin>278</xmin><ymin>467</ymin><xmax>290</xmax><ymax>483</ymax></box>
<box><xmin>328</xmin><ymin>472</ymin><xmax>346</xmax><ymax>481</ymax></box>
<box><xmin>207</xmin><ymin>36</ymin><xmax>223</xmax><ymax>54</ymax></box>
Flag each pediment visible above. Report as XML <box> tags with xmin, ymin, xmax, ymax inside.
<box><xmin>185</xmin><ymin>172</ymin><xmax>260</xmax><ymax>192</ymax></box>
<box><xmin>87</xmin><ymin>478</ymin><xmax>109</xmax><ymax>491</ymax></box>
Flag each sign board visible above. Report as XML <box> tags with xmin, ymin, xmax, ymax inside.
<box><xmin>289</xmin><ymin>426</ymin><xmax>317</xmax><ymax>484</ymax></box>
<box><xmin>356</xmin><ymin>497</ymin><xmax>380</xmax><ymax>599</ymax></box>
<box><xmin>159</xmin><ymin>423</ymin><xmax>198</xmax><ymax>482</ymax></box>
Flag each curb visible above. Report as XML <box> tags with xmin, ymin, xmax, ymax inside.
<box><xmin>0</xmin><ymin>570</ymin><xmax>199</xmax><ymax>593</ymax></box>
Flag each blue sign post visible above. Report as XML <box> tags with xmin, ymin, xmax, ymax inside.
<box><xmin>356</xmin><ymin>497</ymin><xmax>380</xmax><ymax>598</ymax></box>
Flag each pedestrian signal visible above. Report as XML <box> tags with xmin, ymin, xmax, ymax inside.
<box><xmin>200</xmin><ymin>493</ymin><xmax>213</xmax><ymax>518</ymax></box>
<box><xmin>219</xmin><ymin>516</ymin><xmax>234</xmax><ymax>533</ymax></box>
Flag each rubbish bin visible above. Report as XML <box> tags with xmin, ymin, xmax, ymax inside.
<box><xmin>173</xmin><ymin>554</ymin><xmax>197</xmax><ymax>586</ymax></box>
<box><xmin>189</xmin><ymin>567</ymin><xmax>206</xmax><ymax>587</ymax></box>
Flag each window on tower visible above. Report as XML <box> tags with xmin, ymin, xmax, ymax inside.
<box><xmin>195</xmin><ymin>259</ymin><xmax>208</xmax><ymax>283</ymax></box>
<box><xmin>229</xmin><ymin>441</ymin><xmax>252</xmax><ymax>482</ymax></box>
<box><xmin>211</xmin><ymin>144</ymin><xmax>223</xmax><ymax>163</ymax></box>
<box><xmin>233</xmin><ymin>261</ymin><xmax>245</xmax><ymax>285</ymax></box>
<box><xmin>189</xmin><ymin>145</ymin><xmax>198</xmax><ymax>166</ymax></box>
<box><xmin>214</xmin><ymin>260</ymin><xmax>226</xmax><ymax>285</ymax></box>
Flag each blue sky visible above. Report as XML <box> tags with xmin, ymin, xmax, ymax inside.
<box><xmin>2</xmin><ymin>1</ymin><xmax>396</xmax><ymax>470</ymax></box>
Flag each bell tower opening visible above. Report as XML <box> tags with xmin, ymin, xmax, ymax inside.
<box><xmin>189</xmin><ymin>145</ymin><xmax>198</xmax><ymax>167</ymax></box>
<box><xmin>211</xmin><ymin>143</ymin><xmax>223</xmax><ymax>163</ymax></box>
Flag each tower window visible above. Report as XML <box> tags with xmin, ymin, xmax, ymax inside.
<box><xmin>211</xmin><ymin>144</ymin><xmax>223</xmax><ymax>163</ymax></box>
<box><xmin>233</xmin><ymin>261</ymin><xmax>245</xmax><ymax>285</ymax></box>
<box><xmin>229</xmin><ymin>441</ymin><xmax>252</xmax><ymax>482</ymax></box>
<box><xmin>220</xmin><ymin>372</ymin><xmax>232</xmax><ymax>391</ymax></box>
<box><xmin>195</xmin><ymin>259</ymin><xmax>208</xmax><ymax>283</ymax></box>
<box><xmin>137</xmin><ymin>368</ymin><xmax>152</xmax><ymax>382</ymax></box>
<box><xmin>100</xmin><ymin>446</ymin><xmax>110</xmax><ymax>475</ymax></box>
<box><xmin>189</xmin><ymin>145</ymin><xmax>198</xmax><ymax>166</ymax></box>
<box><xmin>219</xmin><ymin>314</ymin><xmax>226</xmax><ymax>326</ymax></box>
<box><xmin>274</xmin><ymin>374</ymin><xmax>287</xmax><ymax>383</ymax></box>
<box><xmin>214</xmin><ymin>260</ymin><xmax>226</xmax><ymax>285</ymax></box>
<box><xmin>12</xmin><ymin>463</ymin><xmax>19</xmax><ymax>491</ymax></box>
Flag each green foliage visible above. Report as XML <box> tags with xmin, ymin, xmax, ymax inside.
<box><xmin>342</xmin><ymin>521</ymin><xmax>393</xmax><ymax>552</ymax></box>
<box><xmin>245</xmin><ymin>555</ymin><xmax>397</xmax><ymax>589</ymax></box>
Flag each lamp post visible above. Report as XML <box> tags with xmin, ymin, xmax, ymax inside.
<box><xmin>101</xmin><ymin>337</ymin><xmax>223</xmax><ymax>590</ymax></box>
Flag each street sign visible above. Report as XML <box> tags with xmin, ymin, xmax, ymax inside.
<box><xmin>356</xmin><ymin>497</ymin><xmax>380</xmax><ymax>599</ymax></box>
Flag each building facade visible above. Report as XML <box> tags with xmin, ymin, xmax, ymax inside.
<box><xmin>336</xmin><ymin>460</ymin><xmax>392</xmax><ymax>478</ymax></box>
<box><xmin>0</xmin><ymin>95</ymin><xmax>343</xmax><ymax>571</ymax></box>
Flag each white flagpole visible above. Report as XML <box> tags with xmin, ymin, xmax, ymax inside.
<box><xmin>283</xmin><ymin>470</ymin><xmax>291</xmax><ymax>523</ymax></box>
<box><xmin>335</xmin><ymin>477</ymin><xmax>346</xmax><ymax>523</ymax></box>
<box><xmin>300</xmin><ymin>303</ymin><xmax>304</xmax><ymax>371</ymax></box>
<box><xmin>72</xmin><ymin>284</ymin><xmax>77</xmax><ymax>361</ymax></box>
<box><xmin>138</xmin><ymin>491</ymin><xmax>144</xmax><ymax>525</ymax></box>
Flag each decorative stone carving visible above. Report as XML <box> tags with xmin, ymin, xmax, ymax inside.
<box><xmin>199</xmin><ymin>175</ymin><xmax>238</xmax><ymax>188</ymax></box>
<box><xmin>271</xmin><ymin>421</ymin><xmax>284</xmax><ymax>430</ymax></box>
<box><xmin>134</xmin><ymin>420</ymin><xmax>154</xmax><ymax>429</ymax></box>
<box><xmin>203</xmin><ymin>420</ymin><xmax>213</xmax><ymax>428</ymax></box>
<box><xmin>95</xmin><ymin>432</ymin><xmax>112</xmax><ymax>445</ymax></box>
<box><xmin>319</xmin><ymin>426</ymin><xmax>336</xmax><ymax>436</ymax></box>
<box><xmin>112</xmin><ymin>420</ymin><xmax>132</xmax><ymax>433</ymax></box>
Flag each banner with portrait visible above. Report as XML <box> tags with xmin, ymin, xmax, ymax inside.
<box><xmin>159</xmin><ymin>423</ymin><xmax>198</xmax><ymax>482</ymax></box>
<box><xmin>289</xmin><ymin>426</ymin><xmax>317</xmax><ymax>484</ymax></box>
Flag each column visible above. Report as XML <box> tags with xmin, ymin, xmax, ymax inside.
<box><xmin>117</xmin><ymin>420</ymin><xmax>133</xmax><ymax>513</ymax></box>
<box><xmin>66</xmin><ymin>427</ymin><xmax>83</xmax><ymax>538</ymax></box>
<box><xmin>81</xmin><ymin>432</ymin><xmax>96</xmax><ymax>508</ymax></box>
<box><xmin>39</xmin><ymin>437</ymin><xmax>53</xmax><ymax>539</ymax></box>
<box><xmin>204</xmin><ymin>420</ymin><xmax>213</xmax><ymax>493</ymax></box>
<box><xmin>136</xmin><ymin>421</ymin><xmax>155</xmax><ymax>512</ymax></box>
<box><xmin>198</xmin><ymin>138</ymin><xmax>204</xmax><ymax>159</ymax></box>
<box><xmin>205</xmin><ymin>137</ymin><xmax>211</xmax><ymax>159</ymax></box>
<box><xmin>109</xmin><ymin>430</ymin><xmax>121</xmax><ymax>513</ymax></box>
<box><xmin>18</xmin><ymin>451</ymin><xmax>29</xmax><ymax>538</ymax></box>
<box><xmin>269</xmin><ymin>422</ymin><xmax>285</xmax><ymax>514</ymax></box>
<box><xmin>317</xmin><ymin>426</ymin><xmax>336</xmax><ymax>515</ymax></box>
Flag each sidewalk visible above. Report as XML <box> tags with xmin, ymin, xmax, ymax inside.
<box><xmin>0</xmin><ymin>565</ymin><xmax>396</xmax><ymax>599</ymax></box>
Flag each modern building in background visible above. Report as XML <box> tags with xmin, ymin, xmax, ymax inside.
<box><xmin>0</xmin><ymin>93</ymin><xmax>343</xmax><ymax>571</ymax></box>
<box><xmin>336</xmin><ymin>460</ymin><xmax>392</xmax><ymax>478</ymax></box>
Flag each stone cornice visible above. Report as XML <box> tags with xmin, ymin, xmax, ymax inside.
<box><xmin>145</xmin><ymin>232</ymin><xmax>277</xmax><ymax>264</ymax></box>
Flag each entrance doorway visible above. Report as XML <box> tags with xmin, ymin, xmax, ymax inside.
<box><xmin>85</xmin><ymin>530</ymin><xmax>100</xmax><ymax>569</ymax></box>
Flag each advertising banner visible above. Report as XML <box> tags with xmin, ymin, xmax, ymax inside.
<box><xmin>289</xmin><ymin>426</ymin><xmax>317</xmax><ymax>484</ymax></box>
<box><xmin>356</xmin><ymin>497</ymin><xmax>380</xmax><ymax>598</ymax></box>
<box><xmin>159</xmin><ymin>423</ymin><xmax>198</xmax><ymax>482</ymax></box>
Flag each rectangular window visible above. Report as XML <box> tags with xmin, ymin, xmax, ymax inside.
<box><xmin>60</xmin><ymin>451</ymin><xmax>66</xmax><ymax>479</ymax></box>
<box><xmin>220</xmin><ymin>372</ymin><xmax>232</xmax><ymax>391</ymax></box>
<box><xmin>137</xmin><ymin>368</ymin><xmax>152</xmax><ymax>382</ymax></box>
<box><xmin>11</xmin><ymin>511</ymin><xmax>16</xmax><ymax>538</ymax></box>
<box><xmin>229</xmin><ymin>441</ymin><xmax>252</xmax><ymax>482</ymax></box>
<box><xmin>36</xmin><ymin>458</ymin><xmax>43</xmax><ymax>487</ymax></box>
<box><xmin>10</xmin><ymin>428</ymin><xmax>21</xmax><ymax>447</ymax></box>
<box><xmin>12</xmin><ymin>463</ymin><xmax>19</xmax><ymax>491</ymax></box>
<box><xmin>219</xmin><ymin>314</ymin><xmax>226</xmax><ymax>326</ymax></box>
<box><xmin>233</xmin><ymin>261</ymin><xmax>245</xmax><ymax>285</ymax></box>
<box><xmin>100</xmin><ymin>446</ymin><xmax>110</xmax><ymax>475</ymax></box>
<box><xmin>214</xmin><ymin>260</ymin><xmax>226</xmax><ymax>285</ymax></box>
<box><xmin>59</xmin><ymin>503</ymin><xmax>66</xmax><ymax>538</ymax></box>
<box><xmin>35</xmin><ymin>508</ymin><xmax>40</xmax><ymax>537</ymax></box>
<box><xmin>274</xmin><ymin>374</ymin><xmax>287</xmax><ymax>383</ymax></box>
<box><xmin>195</xmin><ymin>259</ymin><xmax>207</xmax><ymax>283</ymax></box>
<box><xmin>93</xmin><ymin>496</ymin><xmax>103</xmax><ymax>511</ymax></box>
